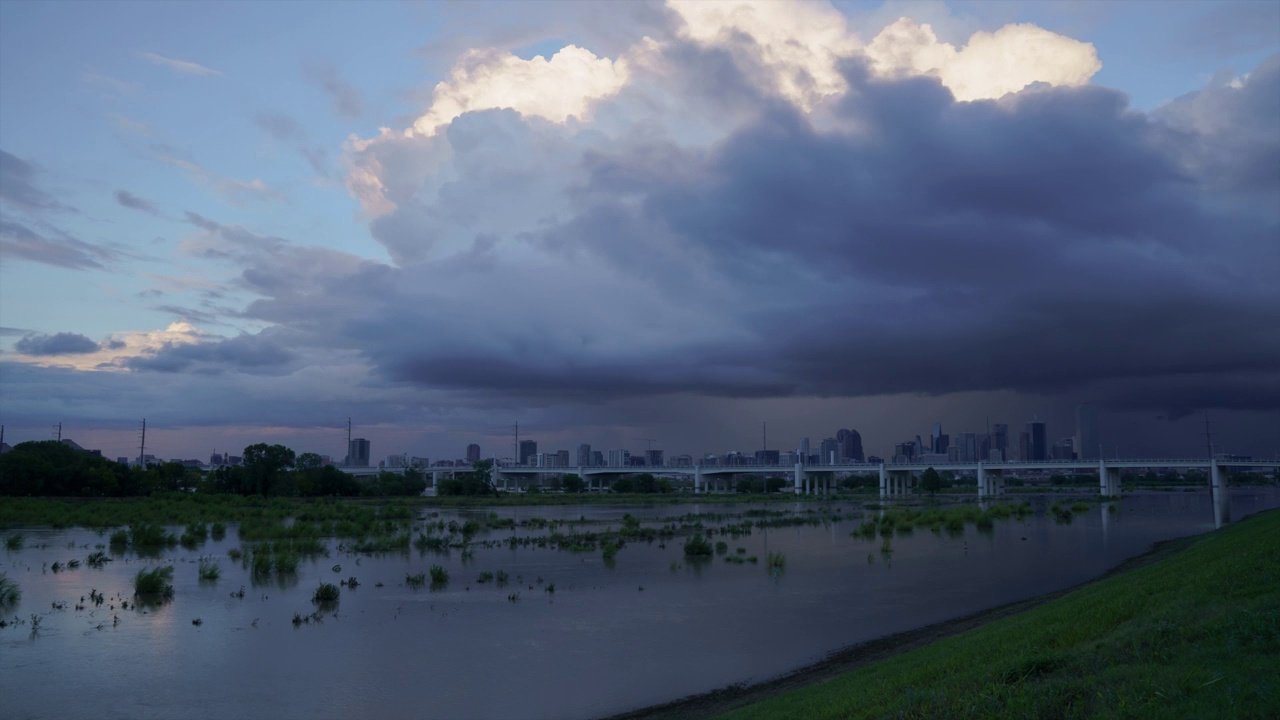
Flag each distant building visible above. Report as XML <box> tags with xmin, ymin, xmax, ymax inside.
<box><xmin>590</xmin><ymin>450</ymin><xmax>604</xmax><ymax>466</ymax></box>
<box><xmin>1027</xmin><ymin>419</ymin><xmax>1047</xmax><ymax>462</ymax></box>
<box><xmin>1052</xmin><ymin>438</ymin><xmax>1076</xmax><ymax>461</ymax></box>
<box><xmin>779</xmin><ymin>451</ymin><xmax>798</xmax><ymax>466</ymax></box>
<box><xmin>1075</xmin><ymin>403</ymin><xmax>1099</xmax><ymax>461</ymax></box>
<box><xmin>556</xmin><ymin>450</ymin><xmax>570</xmax><ymax>467</ymax></box>
<box><xmin>991</xmin><ymin>424</ymin><xmax>1008</xmax><ymax>458</ymax></box>
<box><xmin>347</xmin><ymin>438</ymin><xmax>371</xmax><ymax>467</ymax></box>
<box><xmin>836</xmin><ymin>429</ymin><xmax>863</xmax><ymax>462</ymax></box>
<box><xmin>672</xmin><ymin>454</ymin><xmax>694</xmax><ymax>467</ymax></box>
<box><xmin>753</xmin><ymin>449</ymin><xmax>779</xmax><ymax>465</ymax></box>
<box><xmin>646</xmin><ymin>449</ymin><xmax>664</xmax><ymax>467</ymax></box>
<box><xmin>819</xmin><ymin>438</ymin><xmax>840</xmax><ymax>464</ymax></box>
<box><xmin>867</xmin><ymin>455</ymin><xmax>884</xmax><ymax>465</ymax></box>
<box><xmin>386</xmin><ymin>454</ymin><xmax>407</xmax><ymax>468</ymax></box>
<box><xmin>466</xmin><ymin>443</ymin><xmax>481</xmax><ymax>463</ymax></box>
<box><xmin>519</xmin><ymin>440</ymin><xmax>537</xmax><ymax>466</ymax></box>
<box><xmin>576</xmin><ymin>444</ymin><xmax>592</xmax><ymax>467</ymax></box>
<box><xmin>798</xmin><ymin>437</ymin><xmax>810</xmax><ymax>457</ymax></box>
<box><xmin>608</xmin><ymin>449</ymin><xmax>630</xmax><ymax>467</ymax></box>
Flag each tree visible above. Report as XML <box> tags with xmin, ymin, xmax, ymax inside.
<box><xmin>437</xmin><ymin>460</ymin><xmax>497</xmax><ymax>496</ymax></box>
<box><xmin>242</xmin><ymin>443</ymin><xmax>296</xmax><ymax>496</ymax></box>
<box><xmin>920</xmin><ymin>467</ymin><xmax>943</xmax><ymax>495</ymax></box>
<box><xmin>561</xmin><ymin>474</ymin><xmax>586</xmax><ymax>493</ymax></box>
<box><xmin>296</xmin><ymin>452</ymin><xmax>324</xmax><ymax>471</ymax></box>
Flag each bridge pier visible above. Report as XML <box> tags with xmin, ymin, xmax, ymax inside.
<box><xmin>1210</xmin><ymin>460</ymin><xmax>1230</xmax><ymax>527</ymax></box>
<box><xmin>793</xmin><ymin>464</ymin><xmax>805</xmax><ymax>496</ymax></box>
<box><xmin>1098</xmin><ymin>461</ymin><xmax>1121</xmax><ymax>497</ymax></box>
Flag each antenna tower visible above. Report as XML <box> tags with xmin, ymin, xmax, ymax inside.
<box><xmin>54</xmin><ymin>422</ymin><xmax>62</xmax><ymax>442</ymax></box>
<box><xmin>762</xmin><ymin>421</ymin><xmax>767</xmax><ymax>453</ymax></box>
<box><xmin>346</xmin><ymin>417</ymin><xmax>352</xmax><ymax>465</ymax></box>
<box><xmin>138</xmin><ymin>418</ymin><xmax>147</xmax><ymax>467</ymax></box>
<box><xmin>1204</xmin><ymin>412</ymin><xmax>1214</xmax><ymax>459</ymax></box>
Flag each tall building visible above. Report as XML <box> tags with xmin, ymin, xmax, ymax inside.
<box><xmin>819</xmin><ymin>437</ymin><xmax>840</xmax><ymax>464</ymax></box>
<box><xmin>836</xmin><ymin>428</ymin><xmax>864</xmax><ymax>462</ymax></box>
<box><xmin>1027</xmin><ymin>419</ymin><xmax>1047</xmax><ymax>461</ymax></box>
<box><xmin>347</xmin><ymin>438</ymin><xmax>370</xmax><ymax>467</ymax></box>
<box><xmin>556</xmin><ymin>450</ymin><xmax>570</xmax><ymax>467</ymax></box>
<box><xmin>1075</xmin><ymin>402</ymin><xmax>1099</xmax><ymax>461</ymax></box>
<box><xmin>465</xmin><ymin>443</ymin><xmax>481</xmax><ymax>463</ymax></box>
<box><xmin>991</xmin><ymin>423</ymin><xmax>1009</xmax><ymax>459</ymax></box>
<box><xmin>608</xmin><ymin>449</ymin><xmax>630</xmax><ymax>467</ymax></box>
<box><xmin>1018</xmin><ymin>431</ymin><xmax>1031</xmax><ymax>462</ymax></box>
<box><xmin>931</xmin><ymin>422</ymin><xmax>942</xmax><ymax>453</ymax></box>
<box><xmin>646</xmin><ymin>449</ymin><xmax>664</xmax><ymax>467</ymax></box>
<box><xmin>518</xmin><ymin>440</ymin><xmax>537</xmax><ymax>466</ymax></box>
<box><xmin>799</xmin><ymin>437</ymin><xmax>810</xmax><ymax>456</ymax></box>
<box><xmin>576</xmin><ymin>443</ymin><xmax>592</xmax><ymax>467</ymax></box>
<box><xmin>591</xmin><ymin>450</ymin><xmax>604</xmax><ymax>466</ymax></box>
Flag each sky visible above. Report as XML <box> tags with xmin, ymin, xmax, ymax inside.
<box><xmin>1</xmin><ymin>0</ymin><xmax>1278</xmax><ymax>464</ymax></box>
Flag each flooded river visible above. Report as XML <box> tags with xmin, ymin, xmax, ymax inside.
<box><xmin>2</xmin><ymin>488</ymin><xmax>1276</xmax><ymax>719</ymax></box>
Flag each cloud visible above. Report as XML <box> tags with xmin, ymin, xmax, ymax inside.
<box><xmin>253</xmin><ymin>112</ymin><xmax>329</xmax><ymax>176</ymax></box>
<box><xmin>14</xmin><ymin>332</ymin><xmax>100</xmax><ymax>356</ymax></box>
<box><xmin>114</xmin><ymin>189</ymin><xmax>160</xmax><ymax>214</ymax></box>
<box><xmin>0</xmin><ymin>150</ymin><xmax>73</xmax><ymax>213</ymax></box>
<box><xmin>137</xmin><ymin>51</ymin><xmax>223</xmax><ymax>77</ymax></box>
<box><xmin>151</xmin><ymin>145</ymin><xmax>284</xmax><ymax>204</ymax></box>
<box><xmin>305</xmin><ymin>62</ymin><xmax>362</xmax><ymax>120</ymax></box>
<box><xmin>0</xmin><ymin>218</ymin><xmax>119</xmax><ymax>269</ymax></box>
<box><xmin>120</xmin><ymin>332</ymin><xmax>295</xmax><ymax>374</ymax></box>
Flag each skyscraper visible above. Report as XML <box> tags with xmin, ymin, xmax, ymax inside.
<box><xmin>347</xmin><ymin>438</ymin><xmax>370</xmax><ymax>467</ymax></box>
<box><xmin>991</xmin><ymin>423</ymin><xmax>1008</xmax><ymax>460</ymax></box>
<box><xmin>576</xmin><ymin>443</ymin><xmax>592</xmax><ymax>467</ymax></box>
<box><xmin>836</xmin><ymin>428</ymin><xmax>864</xmax><ymax>462</ymax></box>
<box><xmin>819</xmin><ymin>437</ymin><xmax>840</xmax><ymax>464</ymax></box>
<box><xmin>466</xmin><ymin>443</ymin><xmax>481</xmax><ymax>463</ymax></box>
<box><xmin>1075</xmin><ymin>402</ymin><xmax>1099</xmax><ymax>461</ymax></box>
<box><xmin>931</xmin><ymin>423</ymin><xmax>943</xmax><ymax>453</ymax></box>
<box><xmin>518</xmin><ymin>440</ymin><xmax>537</xmax><ymax>465</ymax></box>
<box><xmin>1027</xmin><ymin>418</ymin><xmax>1047</xmax><ymax>461</ymax></box>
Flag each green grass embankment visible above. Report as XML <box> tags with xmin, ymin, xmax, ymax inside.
<box><xmin>719</xmin><ymin>510</ymin><xmax>1280</xmax><ymax>720</ymax></box>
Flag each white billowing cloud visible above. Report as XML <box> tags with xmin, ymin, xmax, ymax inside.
<box><xmin>667</xmin><ymin>0</ymin><xmax>860</xmax><ymax>109</ymax></box>
<box><xmin>10</xmin><ymin>322</ymin><xmax>205</xmax><ymax>372</ymax></box>
<box><xmin>410</xmin><ymin>45</ymin><xmax>629</xmax><ymax>137</ymax></box>
<box><xmin>865</xmin><ymin>18</ymin><xmax>1101</xmax><ymax>101</ymax></box>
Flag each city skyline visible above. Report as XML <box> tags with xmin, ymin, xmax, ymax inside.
<box><xmin>2</xmin><ymin>1</ymin><xmax>1278</xmax><ymax>463</ymax></box>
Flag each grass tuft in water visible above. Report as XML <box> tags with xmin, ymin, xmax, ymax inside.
<box><xmin>405</xmin><ymin>572</ymin><xmax>427</xmax><ymax>589</ymax></box>
<box><xmin>683</xmin><ymin>534</ymin><xmax>714</xmax><ymax>557</ymax></box>
<box><xmin>312</xmin><ymin>582</ymin><xmax>340</xmax><ymax>604</ymax></box>
<box><xmin>0</xmin><ymin>573</ymin><xmax>20</xmax><ymax>606</ymax></box>
<box><xmin>429</xmin><ymin>564</ymin><xmax>449</xmax><ymax>586</ymax></box>
<box><xmin>133</xmin><ymin>565</ymin><xmax>175</xmax><ymax>601</ymax></box>
<box><xmin>198</xmin><ymin>560</ymin><xmax>221</xmax><ymax>581</ymax></box>
<box><xmin>5</xmin><ymin>533</ymin><xmax>23</xmax><ymax>550</ymax></box>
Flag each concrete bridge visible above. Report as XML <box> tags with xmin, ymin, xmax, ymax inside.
<box><xmin>341</xmin><ymin>458</ymin><xmax>1277</xmax><ymax>508</ymax></box>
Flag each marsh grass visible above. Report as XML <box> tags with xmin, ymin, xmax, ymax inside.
<box><xmin>86</xmin><ymin>550</ymin><xmax>111</xmax><ymax>568</ymax></box>
<box><xmin>129</xmin><ymin>523</ymin><xmax>176</xmax><ymax>548</ymax></box>
<box><xmin>767</xmin><ymin>550</ymin><xmax>786</xmax><ymax>570</ymax></box>
<box><xmin>312</xmin><ymin>582</ymin><xmax>340</xmax><ymax>604</ymax></box>
<box><xmin>4</xmin><ymin>533</ymin><xmax>23</xmax><ymax>550</ymax></box>
<box><xmin>198</xmin><ymin>560</ymin><xmax>221</xmax><ymax>581</ymax></box>
<box><xmin>405</xmin><ymin>572</ymin><xmax>427</xmax><ymax>589</ymax></box>
<box><xmin>429</xmin><ymin>564</ymin><xmax>449</xmax><ymax>586</ymax></box>
<box><xmin>210</xmin><ymin>522</ymin><xmax>227</xmax><ymax>540</ymax></box>
<box><xmin>0</xmin><ymin>573</ymin><xmax>20</xmax><ymax>606</ymax></box>
<box><xmin>133</xmin><ymin>566</ymin><xmax>175</xmax><ymax>601</ymax></box>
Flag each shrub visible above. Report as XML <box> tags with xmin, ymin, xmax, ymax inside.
<box><xmin>134</xmin><ymin>566</ymin><xmax>175</xmax><ymax>600</ymax></box>
<box><xmin>86</xmin><ymin>550</ymin><xmax>111</xmax><ymax>568</ymax></box>
<box><xmin>683</xmin><ymin>534</ymin><xmax>714</xmax><ymax>557</ymax></box>
<box><xmin>715</xmin><ymin>541</ymin><xmax>729</xmax><ymax>555</ymax></box>
<box><xmin>429</xmin><ymin>564</ymin><xmax>449</xmax><ymax>585</ymax></box>
<box><xmin>602</xmin><ymin>541</ymin><xmax>619</xmax><ymax>561</ymax></box>
<box><xmin>312</xmin><ymin>582</ymin><xmax>340</xmax><ymax>604</ymax></box>
<box><xmin>405</xmin><ymin>572</ymin><xmax>427</xmax><ymax>589</ymax></box>
<box><xmin>4</xmin><ymin>533</ymin><xmax>23</xmax><ymax>550</ymax></box>
<box><xmin>210</xmin><ymin>523</ymin><xmax>227</xmax><ymax>540</ymax></box>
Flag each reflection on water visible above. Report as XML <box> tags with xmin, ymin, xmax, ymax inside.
<box><xmin>1</xmin><ymin>489</ymin><xmax>1277</xmax><ymax>720</ymax></box>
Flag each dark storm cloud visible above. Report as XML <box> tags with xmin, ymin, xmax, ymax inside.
<box><xmin>15</xmin><ymin>332</ymin><xmax>100</xmax><ymax>356</ymax></box>
<box><xmin>121</xmin><ymin>333</ymin><xmax>295</xmax><ymax>374</ymax></box>
<box><xmin>0</xmin><ymin>218</ymin><xmax>119</xmax><ymax>269</ymax></box>
<box><xmin>324</xmin><ymin>54</ymin><xmax>1280</xmax><ymax>419</ymax></box>
<box><xmin>114</xmin><ymin>189</ymin><xmax>160</xmax><ymax>214</ymax></box>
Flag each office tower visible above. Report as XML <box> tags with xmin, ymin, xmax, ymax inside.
<box><xmin>1019</xmin><ymin>431</ymin><xmax>1031</xmax><ymax>462</ymax></box>
<box><xmin>608</xmin><ymin>449</ymin><xmax>630</xmax><ymax>467</ymax></box>
<box><xmin>646</xmin><ymin>449</ymin><xmax>664</xmax><ymax>467</ymax></box>
<box><xmin>894</xmin><ymin>442</ymin><xmax>916</xmax><ymax>462</ymax></box>
<box><xmin>1027</xmin><ymin>418</ymin><xmax>1047</xmax><ymax>461</ymax></box>
<box><xmin>1053</xmin><ymin>438</ymin><xmax>1075</xmax><ymax>460</ymax></box>
<box><xmin>347</xmin><ymin>438</ymin><xmax>371</xmax><ymax>467</ymax></box>
<box><xmin>519</xmin><ymin>440</ymin><xmax>537</xmax><ymax>465</ymax></box>
<box><xmin>591</xmin><ymin>450</ymin><xmax>604</xmax><ymax>466</ymax></box>
<box><xmin>836</xmin><ymin>428</ymin><xmax>864</xmax><ymax>462</ymax></box>
<box><xmin>576</xmin><ymin>443</ymin><xmax>592</xmax><ymax>467</ymax></box>
<box><xmin>819</xmin><ymin>437</ymin><xmax>840</xmax><ymax>464</ymax></box>
<box><xmin>1075</xmin><ymin>402</ymin><xmax>1099</xmax><ymax>461</ymax></box>
<box><xmin>962</xmin><ymin>432</ymin><xmax>978</xmax><ymax>463</ymax></box>
<box><xmin>799</xmin><ymin>437</ymin><xmax>810</xmax><ymax>456</ymax></box>
<box><xmin>931</xmin><ymin>423</ymin><xmax>942</xmax><ymax>453</ymax></box>
<box><xmin>991</xmin><ymin>424</ymin><xmax>1008</xmax><ymax>458</ymax></box>
<box><xmin>466</xmin><ymin>443</ymin><xmax>481</xmax><ymax>463</ymax></box>
<box><xmin>556</xmin><ymin>450</ymin><xmax>570</xmax><ymax>467</ymax></box>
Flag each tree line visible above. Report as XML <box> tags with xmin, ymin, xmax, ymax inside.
<box><xmin>0</xmin><ymin>441</ymin><xmax>424</xmax><ymax>498</ymax></box>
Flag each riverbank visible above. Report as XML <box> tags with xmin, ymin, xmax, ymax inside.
<box><xmin>611</xmin><ymin>508</ymin><xmax>1279</xmax><ymax>720</ymax></box>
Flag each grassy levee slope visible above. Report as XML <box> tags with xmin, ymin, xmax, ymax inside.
<box><xmin>722</xmin><ymin>510</ymin><xmax>1280</xmax><ymax>720</ymax></box>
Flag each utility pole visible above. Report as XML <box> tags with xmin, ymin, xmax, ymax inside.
<box><xmin>762</xmin><ymin>421</ymin><xmax>767</xmax><ymax>453</ymax></box>
<box><xmin>514</xmin><ymin>422</ymin><xmax>519</xmax><ymax>465</ymax></box>
<box><xmin>346</xmin><ymin>418</ymin><xmax>352</xmax><ymax>466</ymax></box>
<box><xmin>1204</xmin><ymin>412</ymin><xmax>1214</xmax><ymax>460</ymax></box>
<box><xmin>54</xmin><ymin>422</ymin><xmax>62</xmax><ymax>442</ymax></box>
